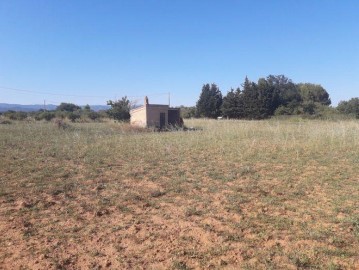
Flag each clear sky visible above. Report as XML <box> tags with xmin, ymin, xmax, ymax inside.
<box><xmin>0</xmin><ymin>0</ymin><xmax>358</xmax><ymax>106</ymax></box>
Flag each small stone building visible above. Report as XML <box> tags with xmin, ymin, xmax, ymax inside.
<box><xmin>130</xmin><ymin>97</ymin><xmax>181</xmax><ymax>128</ymax></box>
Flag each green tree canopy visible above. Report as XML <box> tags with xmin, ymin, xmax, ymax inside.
<box><xmin>257</xmin><ymin>78</ymin><xmax>278</xmax><ymax>118</ymax></box>
<box><xmin>337</xmin><ymin>98</ymin><xmax>359</xmax><ymax>118</ymax></box>
<box><xmin>56</xmin><ymin>103</ymin><xmax>81</xmax><ymax>112</ymax></box>
<box><xmin>180</xmin><ymin>106</ymin><xmax>196</xmax><ymax>119</ymax></box>
<box><xmin>196</xmin><ymin>83</ymin><xmax>223</xmax><ymax>118</ymax></box>
<box><xmin>107</xmin><ymin>96</ymin><xmax>131</xmax><ymax>121</ymax></box>
<box><xmin>241</xmin><ymin>77</ymin><xmax>262</xmax><ymax>119</ymax></box>
<box><xmin>267</xmin><ymin>75</ymin><xmax>302</xmax><ymax>108</ymax></box>
<box><xmin>298</xmin><ymin>83</ymin><xmax>331</xmax><ymax>105</ymax></box>
<box><xmin>221</xmin><ymin>88</ymin><xmax>243</xmax><ymax>118</ymax></box>
<box><xmin>196</xmin><ymin>75</ymin><xmax>333</xmax><ymax>119</ymax></box>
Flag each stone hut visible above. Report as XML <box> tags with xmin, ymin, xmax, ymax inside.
<box><xmin>130</xmin><ymin>97</ymin><xmax>181</xmax><ymax>128</ymax></box>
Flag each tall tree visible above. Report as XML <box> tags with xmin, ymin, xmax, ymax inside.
<box><xmin>221</xmin><ymin>88</ymin><xmax>244</xmax><ymax>119</ymax></box>
<box><xmin>241</xmin><ymin>77</ymin><xmax>261</xmax><ymax>119</ymax></box>
<box><xmin>257</xmin><ymin>78</ymin><xmax>278</xmax><ymax>118</ymax></box>
<box><xmin>196</xmin><ymin>83</ymin><xmax>223</xmax><ymax>118</ymax></box>
<box><xmin>298</xmin><ymin>83</ymin><xmax>331</xmax><ymax>105</ymax></box>
<box><xmin>267</xmin><ymin>75</ymin><xmax>302</xmax><ymax>114</ymax></box>
<box><xmin>107</xmin><ymin>96</ymin><xmax>131</xmax><ymax>121</ymax></box>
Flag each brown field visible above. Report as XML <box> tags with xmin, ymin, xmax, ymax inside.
<box><xmin>0</xmin><ymin>119</ymin><xmax>358</xmax><ymax>269</ymax></box>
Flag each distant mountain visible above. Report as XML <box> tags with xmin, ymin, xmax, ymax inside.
<box><xmin>0</xmin><ymin>103</ymin><xmax>109</xmax><ymax>112</ymax></box>
<box><xmin>87</xmin><ymin>105</ymin><xmax>110</xmax><ymax>111</ymax></box>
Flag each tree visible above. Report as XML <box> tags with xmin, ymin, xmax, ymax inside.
<box><xmin>221</xmin><ymin>88</ymin><xmax>244</xmax><ymax>118</ymax></box>
<box><xmin>257</xmin><ymin>78</ymin><xmax>278</xmax><ymax>118</ymax></box>
<box><xmin>298</xmin><ymin>83</ymin><xmax>331</xmax><ymax>105</ymax></box>
<box><xmin>337</xmin><ymin>98</ymin><xmax>359</xmax><ymax>118</ymax></box>
<box><xmin>266</xmin><ymin>75</ymin><xmax>302</xmax><ymax>115</ymax></box>
<box><xmin>106</xmin><ymin>96</ymin><xmax>131</xmax><ymax>121</ymax></box>
<box><xmin>56</xmin><ymin>103</ymin><xmax>81</xmax><ymax>112</ymax></box>
<box><xmin>301</xmin><ymin>101</ymin><xmax>317</xmax><ymax>115</ymax></box>
<box><xmin>196</xmin><ymin>83</ymin><xmax>223</xmax><ymax>118</ymax></box>
<box><xmin>180</xmin><ymin>106</ymin><xmax>196</xmax><ymax>119</ymax></box>
<box><xmin>241</xmin><ymin>77</ymin><xmax>262</xmax><ymax>119</ymax></box>
<box><xmin>87</xmin><ymin>111</ymin><xmax>100</xmax><ymax>121</ymax></box>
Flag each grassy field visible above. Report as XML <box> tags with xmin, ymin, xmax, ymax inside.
<box><xmin>0</xmin><ymin>119</ymin><xmax>358</xmax><ymax>269</ymax></box>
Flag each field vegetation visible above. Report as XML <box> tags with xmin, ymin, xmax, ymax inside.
<box><xmin>0</xmin><ymin>119</ymin><xmax>358</xmax><ymax>269</ymax></box>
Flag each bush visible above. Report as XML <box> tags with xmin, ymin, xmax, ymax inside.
<box><xmin>86</xmin><ymin>111</ymin><xmax>100</xmax><ymax>121</ymax></box>
<box><xmin>43</xmin><ymin>112</ymin><xmax>56</xmax><ymax>121</ymax></box>
<box><xmin>180</xmin><ymin>106</ymin><xmax>197</xmax><ymax>119</ymax></box>
<box><xmin>4</xmin><ymin>111</ymin><xmax>28</xmax><ymax>120</ymax></box>
<box><xmin>34</xmin><ymin>111</ymin><xmax>56</xmax><ymax>121</ymax></box>
<box><xmin>68</xmin><ymin>112</ymin><xmax>81</xmax><ymax>122</ymax></box>
<box><xmin>54</xmin><ymin>111</ymin><xmax>66</xmax><ymax>119</ymax></box>
<box><xmin>274</xmin><ymin>106</ymin><xmax>293</xmax><ymax>116</ymax></box>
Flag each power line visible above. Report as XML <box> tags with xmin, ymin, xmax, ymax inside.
<box><xmin>0</xmin><ymin>86</ymin><xmax>110</xmax><ymax>98</ymax></box>
<box><xmin>0</xmin><ymin>86</ymin><xmax>170</xmax><ymax>100</ymax></box>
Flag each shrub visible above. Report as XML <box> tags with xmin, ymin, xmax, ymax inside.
<box><xmin>12</xmin><ymin>111</ymin><xmax>28</xmax><ymax>120</ymax></box>
<box><xmin>68</xmin><ymin>112</ymin><xmax>81</xmax><ymax>122</ymax></box>
<box><xmin>86</xmin><ymin>111</ymin><xmax>100</xmax><ymax>121</ymax></box>
<box><xmin>55</xmin><ymin>111</ymin><xmax>67</xmax><ymax>119</ymax></box>
<box><xmin>3</xmin><ymin>111</ymin><xmax>28</xmax><ymax>120</ymax></box>
<box><xmin>43</xmin><ymin>112</ymin><xmax>56</xmax><ymax>121</ymax></box>
<box><xmin>34</xmin><ymin>111</ymin><xmax>56</xmax><ymax>121</ymax></box>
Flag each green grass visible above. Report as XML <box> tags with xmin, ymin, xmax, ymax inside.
<box><xmin>0</xmin><ymin>119</ymin><xmax>358</xmax><ymax>269</ymax></box>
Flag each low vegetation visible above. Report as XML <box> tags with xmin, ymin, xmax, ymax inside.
<box><xmin>1</xmin><ymin>103</ymin><xmax>105</xmax><ymax>123</ymax></box>
<box><xmin>0</xmin><ymin>119</ymin><xmax>358</xmax><ymax>269</ymax></box>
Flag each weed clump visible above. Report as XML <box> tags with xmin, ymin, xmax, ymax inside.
<box><xmin>53</xmin><ymin>118</ymin><xmax>70</xmax><ymax>129</ymax></box>
<box><xmin>0</xmin><ymin>119</ymin><xmax>12</xmax><ymax>124</ymax></box>
<box><xmin>150</xmin><ymin>190</ymin><xmax>166</xmax><ymax>198</ymax></box>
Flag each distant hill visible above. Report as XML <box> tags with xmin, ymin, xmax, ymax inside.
<box><xmin>0</xmin><ymin>103</ymin><xmax>109</xmax><ymax>112</ymax></box>
<box><xmin>87</xmin><ymin>105</ymin><xmax>110</xmax><ymax>112</ymax></box>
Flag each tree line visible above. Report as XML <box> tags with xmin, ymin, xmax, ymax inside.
<box><xmin>1</xmin><ymin>103</ymin><xmax>104</xmax><ymax>122</ymax></box>
<box><xmin>2</xmin><ymin>75</ymin><xmax>358</xmax><ymax>122</ymax></box>
<box><xmin>181</xmin><ymin>75</ymin><xmax>359</xmax><ymax>119</ymax></box>
<box><xmin>0</xmin><ymin>97</ymin><xmax>131</xmax><ymax>122</ymax></box>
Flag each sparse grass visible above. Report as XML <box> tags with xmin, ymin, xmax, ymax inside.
<box><xmin>0</xmin><ymin>119</ymin><xmax>358</xmax><ymax>269</ymax></box>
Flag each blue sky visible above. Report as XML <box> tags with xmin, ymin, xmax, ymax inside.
<box><xmin>0</xmin><ymin>0</ymin><xmax>358</xmax><ymax>106</ymax></box>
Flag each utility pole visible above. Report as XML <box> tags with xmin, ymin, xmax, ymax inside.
<box><xmin>168</xmin><ymin>92</ymin><xmax>170</xmax><ymax>107</ymax></box>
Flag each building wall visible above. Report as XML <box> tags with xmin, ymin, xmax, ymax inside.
<box><xmin>130</xmin><ymin>106</ymin><xmax>147</xmax><ymax>127</ymax></box>
<box><xmin>146</xmin><ymin>105</ymin><xmax>169</xmax><ymax>127</ymax></box>
<box><xmin>130</xmin><ymin>104</ymin><xmax>179</xmax><ymax>128</ymax></box>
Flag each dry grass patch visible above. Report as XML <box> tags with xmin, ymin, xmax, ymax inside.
<box><xmin>0</xmin><ymin>119</ymin><xmax>358</xmax><ymax>269</ymax></box>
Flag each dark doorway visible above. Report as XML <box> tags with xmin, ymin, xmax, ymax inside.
<box><xmin>160</xmin><ymin>113</ymin><xmax>165</xmax><ymax>128</ymax></box>
<box><xmin>168</xmin><ymin>109</ymin><xmax>181</xmax><ymax>126</ymax></box>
